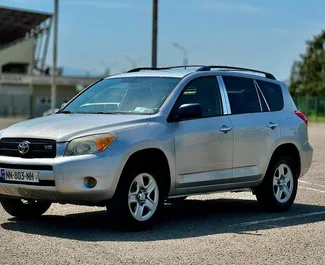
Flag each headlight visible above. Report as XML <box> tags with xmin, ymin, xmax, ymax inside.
<box><xmin>64</xmin><ymin>134</ymin><xmax>116</xmax><ymax>157</ymax></box>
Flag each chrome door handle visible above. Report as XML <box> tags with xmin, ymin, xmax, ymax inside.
<box><xmin>267</xmin><ymin>122</ymin><xmax>279</xmax><ymax>130</ymax></box>
<box><xmin>219</xmin><ymin>125</ymin><xmax>232</xmax><ymax>133</ymax></box>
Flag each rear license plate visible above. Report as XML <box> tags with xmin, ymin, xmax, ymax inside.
<box><xmin>0</xmin><ymin>168</ymin><xmax>39</xmax><ymax>183</ymax></box>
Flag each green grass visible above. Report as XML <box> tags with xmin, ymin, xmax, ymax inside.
<box><xmin>307</xmin><ymin>114</ymin><xmax>325</xmax><ymax>123</ymax></box>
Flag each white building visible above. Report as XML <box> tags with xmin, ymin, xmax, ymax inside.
<box><xmin>0</xmin><ymin>6</ymin><xmax>100</xmax><ymax>117</ymax></box>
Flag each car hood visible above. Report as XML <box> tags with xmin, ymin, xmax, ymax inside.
<box><xmin>0</xmin><ymin>114</ymin><xmax>150</xmax><ymax>142</ymax></box>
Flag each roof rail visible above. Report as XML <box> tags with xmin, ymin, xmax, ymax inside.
<box><xmin>196</xmin><ymin>65</ymin><xmax>276</xmax><ymax>80</ymax></box>
<box><xmin>127</xmin><ymin>67</ymin><xmax>158</xmax><ymax>73</ymax></box>
<box><xmin>127</xmin><ymin>65</ymin><xmax>205</xmax><ymax>73</ymax></box>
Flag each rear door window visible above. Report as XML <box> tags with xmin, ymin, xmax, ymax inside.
<box><xmin>222</xmin><ymin>76</ymin><xmax>261</xmax><ymax>115</ymax></box>
<box><xmin>255</xmin><ymin>84</ymin><xmax>269</xmax><ymax>112</ymax></box>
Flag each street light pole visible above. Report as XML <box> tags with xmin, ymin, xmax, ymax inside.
<box><xmin>100</xmin><ymin>61</ymin><xmax>118</xmax><ymax>77</ymax></box>
<box><xmin>151</xmin><ymin>0</ymin><xmax>158</xmax><ymax>68</ymax></box>
<box><xmin>125</xmin><ymin>55</ymin><xmax>137</xmax><ymax>69</ymax></box>
<box><xmin>51</xmin><ymin>0</ymin><xmax>58</xmax><ymax>111</ymax></box>
<box><xmin>125</xmin><ymin>55</ymin><xmax>145</xmax><ymax>69</ymax></box>
<box><xmin>172</xmin><ymin>42</ymin><xmax>188</xmax><ymax>65</ymax></box>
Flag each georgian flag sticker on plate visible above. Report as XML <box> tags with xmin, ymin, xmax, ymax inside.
<box><xmin>1</xmin><ymin>169</ymin><xmax>5</xmax><ymax>181</ymax></box>
<box><xmin>0</xmin><ymin>168</ymin><xmax>39</xmax><ymax>183</ymax></box>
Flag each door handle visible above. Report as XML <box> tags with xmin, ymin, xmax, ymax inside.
<box><xmin>267</xmin><ymin>122</ymin><xmax>279</xmax><ymax>130</ymax></box>
<box><xmin>219</xmin><ymin>125</ymin><xmax>232</xmax><ymax>133</ymax></box>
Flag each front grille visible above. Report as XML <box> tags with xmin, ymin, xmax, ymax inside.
<box><xmin>0</xmin><ymin>138</ymin><xmax>57</xmax><ymax>159</ymax></box>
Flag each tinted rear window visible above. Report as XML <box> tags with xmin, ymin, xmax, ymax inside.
<box><xmin>257</xmin><ymin>88</ymin><xmax>269</xmax><ymax>112</ymax></box>
<box><xmin>256</xmin><ymin>80</ymin><xmax>284</xmax><ymax>111</ymax></box>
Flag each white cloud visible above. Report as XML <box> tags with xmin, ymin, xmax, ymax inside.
<box><xmin>65</xmin><ymin>0</ymin><xmax>129</xmax><ymax>8</ymax></box>
<box><xmin>201</xmin><ymin>1</ymin><xmax>263</xmax><ymax>15</ymax></box>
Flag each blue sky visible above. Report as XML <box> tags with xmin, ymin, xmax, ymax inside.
<box><xmin>2</xmin><ymin>0</ymin><xmax>325</xmax><ymax>80</ymax></box>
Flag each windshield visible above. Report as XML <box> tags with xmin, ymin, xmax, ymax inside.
<box><xmin>62</xmin><ymin>77</ymin><xmax>181</xmax><ymax>114</ymax></box>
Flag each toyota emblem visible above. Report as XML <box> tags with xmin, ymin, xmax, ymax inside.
<box><xmin>18</xmin><ymin>141</ymin><xmax>30</xmax><ymax>155</ymax></box>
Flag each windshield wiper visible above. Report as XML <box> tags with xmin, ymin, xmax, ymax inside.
<box><xmin>86</xmin><ymin>111</ymin><xmax>121</xmax><ymax>114</ymax></box>
<box><xmin>58</xmin><ymin>111</ymin><xmax>122</xmax><ymax>114</ymax></box>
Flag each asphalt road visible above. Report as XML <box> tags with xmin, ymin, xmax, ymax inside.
<box><xmin>0</xmin><ymin>120</ymin><xmax>324</xmax><ymax>265</ymax></box>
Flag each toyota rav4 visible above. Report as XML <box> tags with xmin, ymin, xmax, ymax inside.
<box><xmin>0</xmin><ymin>65</ymin><xmax>313</xmax><ymax>231</ymax></box>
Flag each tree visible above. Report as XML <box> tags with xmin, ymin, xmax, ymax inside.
<box><xmin>289</xmin><ymin>30</ymin><xmax>325</xmax><ymax>96</ymax></box>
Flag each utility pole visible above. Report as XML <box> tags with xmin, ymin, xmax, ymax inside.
<box><xmin>151</xmin><ymin>0</ymin><xmax>158</xmax><ymax>68</ymax></box>
<box><xmin>51</xmin><ymin>0</ymin><xmax>58</xmax><ymax>111</ymax></box>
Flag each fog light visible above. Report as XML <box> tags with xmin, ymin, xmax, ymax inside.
<box><xmin>84</xmin><ymin>177</ymin><xmax>97</xmax><ymax>188</ymax></box>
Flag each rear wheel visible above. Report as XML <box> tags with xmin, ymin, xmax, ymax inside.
<box><xmin>255</xmin><ymin>156</ymin><xmax>298</xmax><ymax>212</ymax></box>
<box><xmin>0</xmin><ymin>198</ymin><xmax>51</xmax><ymax>219</ymax></box>
<box><xmin>108</xmin><ymin>165</ymin><xmax>165</xmax><ymax>231</ymax></box>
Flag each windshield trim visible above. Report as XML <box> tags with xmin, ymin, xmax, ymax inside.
<box><xmin>59</xmin><ymin>76</ymin><xmax>182</xmax><ymax>115</ymax></box>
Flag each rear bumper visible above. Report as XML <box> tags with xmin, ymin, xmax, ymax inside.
<box><xmin>0</xmin><ymin>149</ymin><xmax>126</xmax><ymax>203</ymax></box>
<box><xmin>299</xmin><ymin>142</ymin><xmax>313</xmax><ymax>178</ymax></box>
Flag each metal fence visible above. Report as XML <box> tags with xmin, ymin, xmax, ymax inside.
<box><xmin>293</xmin><ymin>96</ymin><xmax>325</xmax><ymax>123</ymax></box>
<box><xmin>0</xmin><ymin>94</ymin><xmax>70</xmax><ymax>118</ymax></box>
<box><xmin>0</xmin><ymin>94</ymin><xmax>32</xmax><ymax>118</ymax></box>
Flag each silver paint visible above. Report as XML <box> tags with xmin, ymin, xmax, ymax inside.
<box><xmin>0</xmin><ymin>69</ymin><xmax>313</xmax><ymax>203</ymax></box>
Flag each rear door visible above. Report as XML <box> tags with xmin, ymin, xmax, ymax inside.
<box><xmin>221</xmin><ymin>75</ymin><xmax>281</xmax><ymax>182</ymax></box>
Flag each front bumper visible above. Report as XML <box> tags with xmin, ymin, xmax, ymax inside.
<box><xmin>0</xmin><ymin>148</ymin><xmax>126</xmax><ymax>202</ymax></box>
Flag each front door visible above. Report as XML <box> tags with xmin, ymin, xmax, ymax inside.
<box><xmin>172</xmin><ymin>76</ymin><xmax>234</xmax><ymax>189</ymax></box>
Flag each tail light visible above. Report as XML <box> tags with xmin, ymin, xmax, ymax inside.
<box><xmin>295</xmin><ymin>110</ymin><xmax>308</xmax><ymax>126</ymax></box>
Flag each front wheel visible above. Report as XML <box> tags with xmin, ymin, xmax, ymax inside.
<box><xmin>108</xmin><ymin>166</ymin><xmax>165</xmax><ymax>231</ymax></box>
<box><xmin>255</xmin><ymin>156</ymin><xmax>298</xmax><ymax>212</ymax></box>
<box><xmin>0</xmin><ymin>198</ymin><xmax>52</xmax><ymax>219</ymax></box>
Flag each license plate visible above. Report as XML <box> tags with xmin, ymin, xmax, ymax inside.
<box><xmin>0</xmin><ymin>168</ymin><xmax>39</xmax><ymax>183</ymax></box>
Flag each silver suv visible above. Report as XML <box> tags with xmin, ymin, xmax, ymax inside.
<box><xmin>0</xmin><ymin>65</ymin><xmax>313</xmax><ymax>230</ymax></box>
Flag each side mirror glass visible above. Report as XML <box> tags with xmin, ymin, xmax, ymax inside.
<box><xmin>176</xmin><ymin>103</ymin><xmax>202</xmax><ymax>121</ymax></box>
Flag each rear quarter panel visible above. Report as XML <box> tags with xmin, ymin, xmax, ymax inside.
<box><xmin>265</xmin><ymin>82</ymin><xmax>311</xmax><ymax>178</ymax></box>
<box><xmin>278</xmin><ymin>83</ymin><xmax>309</xmax><ymax>152</ymax></box>
<box><xmin>258</xmin><ymin>82</ymin><xmax>309</xmax><ymax>180</ymax></box>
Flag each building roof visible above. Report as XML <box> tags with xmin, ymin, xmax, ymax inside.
<box><xmin>0</xmin><ymin>6</ymin><xmax>52</xmax><ymax>46</ymax></box>
<box><xmin>0</xmin><ymin>73</ymin><xmax>100</xmax><ymax>86</ymax></box>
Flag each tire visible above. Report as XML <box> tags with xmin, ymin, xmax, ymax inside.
<box><xmin>166</xmin><ymin>196</ymin><xmax>188</xmax><ymax>203</ymax></box>
<box><xmin>108</xmin><ymin>163</ymin><xmax>165</xmax><ymax>231</ymax></box>
<box><xmin>0</xmin><ymin>198</ymin><xmax>52</xmax><ymax>219</ymax></box>
<box><xmin>255</xmin><ymin>156</ymin><xmax>298</xmax><ymax>212</ymax></box>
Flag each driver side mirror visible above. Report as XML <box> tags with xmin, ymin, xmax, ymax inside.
<box><xmin>61</xmin><ymin>103</ymin><xmax>67</xmax><ymax>109</ymax></box>
<box><xmin>176</xmin><ymin>103</ymin><xmax>203</xmax><ymax>121</ymax></box>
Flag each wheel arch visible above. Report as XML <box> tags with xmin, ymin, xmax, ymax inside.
<box><xmin>267</xmin><ymin>143</ymin><xmax>301</xmax><ymax>178</ymax></box>
<box><xmin>117</xmin><ymin>148</ymin><xmax>172</xmax><ymax>197</ymax></box>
